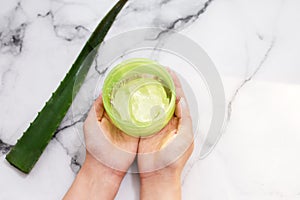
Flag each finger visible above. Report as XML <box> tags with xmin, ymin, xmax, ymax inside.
<box><xmin>175</xmin><ymin>98</ymin><xmax>193</xmax><ymax>138</ymax></box>
<box><xmin>166</xmin><ymin>68</ymin><xmax>186</xmax><ymax>102</ymax></box>
<box><xmin>174</xmin><ymin>98</ymin><xmax>182</xmax><ymax>118</ymax></box>
<box><xmin>175</xmin><ymin>97</ymin><xmax>191</xmax><ymax>118</ymax></box>
<box><xmin>94</xmin><ymin>94</ymin><xmax>105</xmax><ymax>121</ymax></box>
<box><xmin>84</xmin><ymin>94</ymin><xmax>104</xmax><ymax>134</ymax></box>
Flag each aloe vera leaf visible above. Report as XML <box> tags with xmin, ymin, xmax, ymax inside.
<box><xmin>6</xmin><ymin>0</ymin><xmax>128</xmax><ymax>174</ymax></box>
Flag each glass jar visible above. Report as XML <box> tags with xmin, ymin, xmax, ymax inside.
<box><xmin>102</xmin><ymin>58</ymin><xmax>176</xmax><ymax>137</ymax></box>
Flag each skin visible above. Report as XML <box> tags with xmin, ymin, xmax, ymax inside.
<box><xmin>63</xmin><ymin>70</ymin><xmax>194</xmax><ymax>200</ymax></box>
<box><xmin>64</xmin><ymin>96</ymin><xmax>139</xmax><ymax>200</ymax></box>
<box><xmin>138</xmin><ymin>69</ymin><xmax>194</xmax><ymax>200</ymax></box>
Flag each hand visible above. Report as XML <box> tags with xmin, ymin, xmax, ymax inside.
<box><xmin>138</xmin><ymin>69</ymin><xmax>194</xmax><ymax>200</ymax></box>
<box><xmin>83</xmin><ymin>95</ymin><xmax>139</xmax><ymax>174</ymax></box>
<box><xmin>64</xmin><ymin>95</ymin><xmax>139</xmax><ymax>200</ymax></box>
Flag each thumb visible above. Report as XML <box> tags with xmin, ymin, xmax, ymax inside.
<box><xmin>94</xmin><ymin>94</ymin><xmax>105</xmax><ymax>121</ymax></box>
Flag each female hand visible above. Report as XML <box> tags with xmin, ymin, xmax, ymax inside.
<box><xmin>138</xmin><ymin>69</ymin><xmax>194</xmax><ymax>200</ymax></box>
<box><xmin>83</xmin><ymin>94</ymin><xmax>139</xmax><ymax>174</ymax></box>
<box><xmin>64</xmin><ymin>95</ymin><xmax>139</xmax><ymax>200</ymax></box>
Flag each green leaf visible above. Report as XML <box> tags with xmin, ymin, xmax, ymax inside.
<box><xmin>6</xmin><ymin>0</ymin><xmax>128</xmax><ymax>174</ymax></box>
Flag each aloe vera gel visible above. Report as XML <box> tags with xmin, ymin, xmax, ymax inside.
<box><xmin>102</xmin><ymin>58</ymin><xmax>176</xmax><ymax>137</ymax></box>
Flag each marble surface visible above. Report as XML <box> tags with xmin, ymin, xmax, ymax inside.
<box><xmin>1</xmin><ymin>0</ymin><xmax>300</xmax><ymax>199</ymax></box>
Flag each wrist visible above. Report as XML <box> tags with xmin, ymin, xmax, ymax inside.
<box><xmin>82</xmin><ymin>152</ymin><xmax>125</xmax><ymax>186</ymax></box>
<box><xmin>82</xmin><ymin>152</ymin><xmax>126</xmax><ymax>180</ymax></box>
<box><xmin>63</xmin><ymin>153</ymin><xmax>124</xmax><ymax>200</ymax></box>
<box><xmin>139</xmin><ymin>167</ymin><xmax>181</xmax><ymax>181</ymax></box>
<box><xmin>140</xmin><ymin>173</ymin><xmax>181</xmax><ymax>200</ymax></box>
<box><xmin>140</xmin><ymin>171</ymin><xmax>181</xmax><ymax>186</ymax></box>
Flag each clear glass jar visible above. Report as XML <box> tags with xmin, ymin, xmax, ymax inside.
<box><xmin>102</xmin><ymin>58</ymin><xmax>176</xmax><ymax>137</ymax></box>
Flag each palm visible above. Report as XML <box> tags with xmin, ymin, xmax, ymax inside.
<box><xmin>138</xmin><ymin>116</ymin><xmax>178</xmax><ymax>153</ymax></box>
<box><xmin>100</xmin><ymin>111</ymin><xmax>139</xmax><ymax>154</ymax></box>
<box><xmin>84</xmin><ymin>96</ymin><xmax>139</xmax><ymax>172</ymax></box>
<box><xmin>138</xmin><ymin>69</ymin><xmax>194</xmax><ymax>174</ymax></box>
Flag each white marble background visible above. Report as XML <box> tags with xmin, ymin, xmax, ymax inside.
<box><xmin>1</xmin><ymin>0</ymin><xmax>300</xmax><ymax>199</ymax></box>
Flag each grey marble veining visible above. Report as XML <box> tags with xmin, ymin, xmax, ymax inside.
<box><xmin>226</xmin><ymin>38</ymin><xmax>276</xmax><ymax>127</ymax></box>
<box><xmin>1</xmin><ymin>0</ymin><xmax>300</xmax><ymax>199</ymax></box>
<box><xmin>0</xmin><ymin>139</ymin><xmax>13</xmax><ymax>156</ymax></box>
